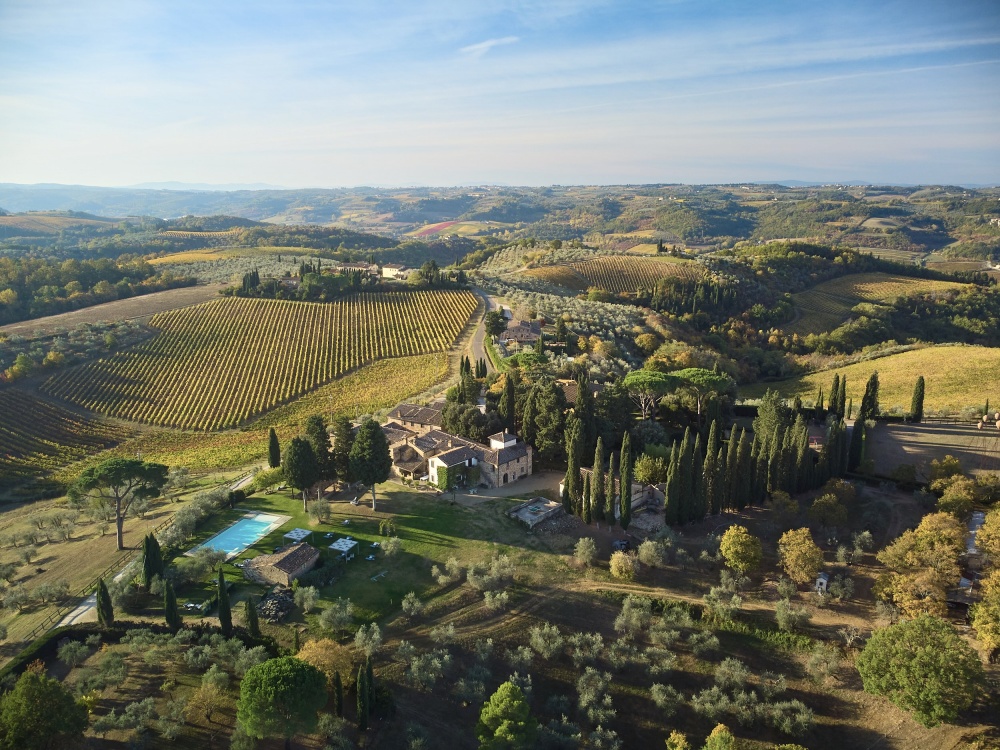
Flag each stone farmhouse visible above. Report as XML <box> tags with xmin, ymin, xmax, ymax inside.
<box><xmin>386</xmin><ymin>402</ymin><xmax>445</xmax><ymax>434</ymax></box>
<box><xmin>383</xmin><ymin>423</ymin><xmax>532</xmax><ymax>489</ymax></box>
<box><xmin>243</xmin><ymin>543</ymin><xmax>319</xmax><ymax>586</ymax></box>
<box><xmin>499</xmin><ymin>319</ymin><xmax>541</xmax><ymax>345</ymax></box>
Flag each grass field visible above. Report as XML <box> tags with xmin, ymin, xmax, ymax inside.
<box><xmin>741</xmin><ymin>345</ymin><xmax>1000</xmax><ymax>414</ymax></box>
<box><xmin>42</xmin><ymin>292</ymin><xmax>477</xmax><ymax>431</ymax></box>
<box><xmin>787</xmin><ymin>272</ymin><xmax>968</xmax><ymax>335</ymax></box>
<box><xmin>523</xmin><ymin>255</ymin><xmax>702</xmax><ymax>293</ymax></box>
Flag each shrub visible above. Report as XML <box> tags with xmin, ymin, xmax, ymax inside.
<box><xmin>609</xmin><ymin>551</ymin><xmax>638</xmax><ymax>580</ymax></box>
<box><xmin>401</xmin><ymin>591</ymin><xmax>423</xmax><ymax>618</ymax></box>
<box><xmin>530</xmin><ymin>623</ymin><xmax>564</xmax><ymax>659</ymax></box>
<box><xmin>650</xmin><ymin>683</ymin><xmax>683</xmax><ymax>716</ymax></box>
<box><xmin>574</xmin><ymin>537</ymin><xmax>597</xmax><ymax>567</ymax></box>
<box><xmin>688</xmin><ymin>631</ymin><xmax>720</xmax><ymax>658</ymax></box>
<box><xmin>504</xmin><ymin>646</ymin><xmax>534</xmax><ymax>671</ymax></box>
<box><xmin>806</xmin><ymin>643</ymin><xmax>840</xmax><ymax>684</ymax></box>
<box><xmin>483</xmin><ymin>590</ymin><xmax>510</xmax><ymax>612</ymax></box>
<box><xmin>294</xmin><ymin>586</ymin><xmax>319</xmax><ymax>613</ymax></box>
<box><xmin>637</xmin><ymin>539</ymin><xmax>666</xmax><ymax>568</ymax></box>
<box><xmin>614</xmin><ymin>595</ymin><xmax>653</xmax><ymax>635</ymax></box>
<box><xmin>567</xmin><ymin>632</ymin><xmax>604</xmax><ymax>668</ymax></box>
<box><xmin>714</xmin><ymin>658</ymin><xmax>750</xmax><ymax>691</ymax></box>
<box><xmin>57</xmin><ymin>639</ymin><xmax>89</xmax><ymax>668</ymax></box>
<box><xmin>775</xmin><ymin>599</ymin><xmax>811</xmax><ymax>633</ymax></box>
<box><xmin>776</xmin><ymin>577</ymin><xmax>798</xmax><ymax>599</ymax></box>
<box><xmin>577</xmin><ymin>667</ymin><xmax>615</xmax><ymax>724</ymax></box>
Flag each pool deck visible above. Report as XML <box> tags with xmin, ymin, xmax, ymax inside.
<box><xmin>187</xmin><ymin>511</ymin><xmax>291</xmax><ymax>560</ymax></box>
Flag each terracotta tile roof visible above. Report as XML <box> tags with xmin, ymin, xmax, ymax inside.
<box><xmin>270</xmin><ymin>543</ymin><xmax>319</xmax><ymax>574</ymax></box>
<box><xmin>388</xmin><ymin>403</ymin><xmax>444</xmax><ymax>427</ymax></box>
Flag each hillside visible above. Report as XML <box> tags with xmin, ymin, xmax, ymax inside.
<box><xmin>522</xmin><ymin>255</ymin><xmax>703</xmax><ymax>293</ymax></box>
<box><xmin>740</xmin><ymin>345</ymin><xmax>1000</xmax><ymax>414</ymax></box>
<box><xmin>787</xmin><ymin>272</ymin><xmax>970</xmax><ymax>335</ymax></box>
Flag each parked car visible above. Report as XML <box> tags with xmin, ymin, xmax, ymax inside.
<box><xmin>612</xmin><ymin>540</ymin><xmax>631</xmax><ymax>552</ymax></box>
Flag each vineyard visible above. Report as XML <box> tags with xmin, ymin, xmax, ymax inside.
<box><xmin>42</xmin><ymin>291</ymin><xmax>477</xmax><ymax>431</ymax></box>
<box><xmin>0</xmin><ymin>391</ymin><xmax>133</xmax><ymax>486</ymax></box>
<box><xmin>523</xmin><ymin>255</ymin><xmax>703</xmax><ymax>294</ymax></box>
<box><xmin>788</xmin><ymin>272</ymin><xmax>968</xmax><ymax>335</ymax></box>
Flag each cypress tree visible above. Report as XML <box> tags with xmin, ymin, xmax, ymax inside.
<box><xmin>713</xmin><ymin>445</ymin><xmax>726</xmax><ymax>514</ymax></box>
<box><xmin>664</xmin><ymin>443</ymin><xmax>680</xmax><ymax>525</ymax></box>
<box><xmin>704</xmin><ymin>421</ymin><xmax>720</xmax><ymax>515</ymax></box>
<box><xmin>692</xmin><ymin>435</ymin><xmax>705</xmax><ymax>522</ymax></box>
<box><xmin>724</xmin><ymin>428</ymin><xmax>740</xmax><ymax>510</ymax></box>
<box><xmin>736</xmin><ymin>430</ymin><xmax>767</xmax><ymax>510</ymax></box>
<box><xmin>245</xmin><ymin>595</ymin><xmax>260</xmax><ymax>638</ymax></box>
<box><xmin>499</xmin><ymin>374</ymin><xmax>516</xmax><ymax>431</ymax></box>
<box><xmin>847</xmin><ymin>397</ymin><xmax>853</xmax><ymax>420</ymax></box>
<box><xmin>217</xmin><ymin>569</ymin><xmax>232</xmax><ymax>637</ymax></box>
<box><xmin>837</xmin><ymin>377</ymin><xmax>848</xmax><ymax>417</ymax></box>
<box><xmin>268</xmin><ymin>427</ymin><xmax>281</xmax><ymax>469</ymax></box>
<box><xmin>334</xmin><ymin>670</ymin><xmax>344</xmax><ymax>717</ymax></box>
<box><xmin>141</xmin><ymin>533</ymin><xmax>163</xmax><ymax>589</ymax></box>
<box><xmin>575</xmin><ymin>372</ymin><xmax>597</xmax><ymax>457</ymax></box>
<box><xmin>564</xmin><ymin>414</ymin><xmax>583</xmax><ymax>514</ymax></box>
<box><xmin>366</xmin><ymin>658</ymin><xmax>375</xmax><ymax>707</ymax></box>
<box><xmin>815</xmin><ymin>386</ymin><xmax>824</xmax><ymax>421</ymax></box>
<box><xmin>848</xmin><ymin>420</ymin><xmax>865</xmax><ymax>471</ymax></box>
<box><xmin>520</xmin><ymin>387</ymin><xmax>538</xmax><ymax>446</ymax></box>
<box><xmin>606</xmin><ymin>451</ymin><xmax>618</xmax><ymax>527</ymax></box>
<box><xmin>592</xmin><ymin>438</ymin><xmax>606</xmax><ymax>525</ymax></box>
<box><xmin>96</xmin><ymin>578</ymin><xmax>114</xmax><ymax>628</ymax></box>
<box><xmin>164</xmin><ymin>580</ymin><xmax>181</xmax><ymax>633</ymax></box>
<box><xmin>858</xmin><ymin>372</ymin><xmax>880</xmax><ymax>422</ymax></box>
<box><xmin>357</xmin><ymin>664</ymin><xmax>370</xmax><ymax>731</ymax></box>
<box><xmin>829</xmin><ymin>374</ymin><xmax>840</xmax><ymax>416</ymax></box>
<box><xmin>619</xmin><ymin>432</ymin><xmax>632</xmax><ymax>530</ymax></box>
<box><xmin>581</xmin><ymin>473</ymin><xmax>592</xmax><ymax>523</ymax></box>
<box><xmin>561</xmin><ymin>482</ymin><xmax>572</xmax><ymax>515</ymax></box>
<box><xmin>910</xmin><ymin>376</ymin><xmax>925</xmax><ymax>423</ymax></box>
<box><xmin>678</xmin><ymin>428</ymin><xmax>694</xmax><ymax>523</ymax></box>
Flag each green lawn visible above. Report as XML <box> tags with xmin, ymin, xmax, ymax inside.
<box><xmin>173</xmin><ymin>481</ymin><xmax>564</xmax><ymax>631</ymax></box>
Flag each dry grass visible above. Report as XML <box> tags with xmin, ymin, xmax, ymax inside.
<box><xmin>788</xmin><ymin>272</ymin><xmax>968</xmax><ymax>335</ymax></box>
<box><xmin>741</xmin><ymin>345</ymin><xmax>1000</xmax><ymax>413</ymax></box>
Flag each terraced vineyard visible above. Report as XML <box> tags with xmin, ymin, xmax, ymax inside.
<box><xmin>43</xmin><ymin>291</ymin><xmax>477</xmax><ymax>431</ymax></box>
<box><xmin>524</xmin><ymin>255</ymin><xmax>702</xmax><ymax>293</ymax></box>
<box><xmin>0</xmin><ymin>391</ymin><xmax>133</xmax><ymax>486</ymax></box>
<box><xmin>788</xmin><ymin>272</ymin><xmax>969</xmax><ymax>335</ymax></box>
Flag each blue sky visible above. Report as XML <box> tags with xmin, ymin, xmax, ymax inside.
<box><xmin>1</xmin><ymin>0</ymin><xmax>998</xmax><ymax>187</ymax></box>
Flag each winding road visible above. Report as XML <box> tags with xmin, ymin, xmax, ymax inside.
<box><xmin>467</xmin><ymin>287</ymin><xmax>497</xmax><ymax>374</ymax></box>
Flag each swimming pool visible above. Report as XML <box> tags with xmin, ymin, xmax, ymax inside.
<box><xmin>191</xmin><ymin>512</ymin><xmax>288</xmax><ymax>559</ymax></box>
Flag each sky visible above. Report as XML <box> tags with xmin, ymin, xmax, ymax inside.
<box><xmin>1</xmin><ymin>0</ymin><xmax>998</xmax><ymax>187</ymax></box>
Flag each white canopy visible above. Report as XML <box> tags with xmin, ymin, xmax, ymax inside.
<box><xmin>284</xmin><ymin>528</ymin><xmax>312</xmax><ymax>543</ymax></box>
<box><xmin>329</xmin><ymin>538</ymin><xmax>359</xmax><ymax>553</ymax></box>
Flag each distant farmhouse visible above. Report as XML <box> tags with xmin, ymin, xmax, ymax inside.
<box><xmin>383</xmin><ymin>416</ymin><xmax>533</xmax><ymax>489</ymax></box>
<box><xmin>380</xmin><ymin>263</ymin><xmax>409</xmax><ymax>280</ymax></box>
<box><xmin>499</xmin><ymin>319</ymin><xmax>541</xmax><ymax>346</ymax></box>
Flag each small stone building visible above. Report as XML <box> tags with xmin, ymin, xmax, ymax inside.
<box><xmin>244</xmin><ymin>542</ymin><xmax>319</xmax><ymax>586</ymax></box>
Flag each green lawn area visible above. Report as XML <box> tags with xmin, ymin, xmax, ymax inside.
<box><xmin>173</xmin><ymin>481</ymin><xmax>565</xmax><ymax>632</ymax></box>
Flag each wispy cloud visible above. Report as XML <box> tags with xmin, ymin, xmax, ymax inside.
<box><xmin>459</xmin><ymin>35</ymin><xmax>520</xmax><ymax>58</ymax></box>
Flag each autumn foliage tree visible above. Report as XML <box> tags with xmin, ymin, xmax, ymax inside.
<box><xmin>719</xmin><ymin>525</ymin><xmax>762</xmax><ymax>576</ymax></box>
<box><xmin>778</xmin><ymin>528</ymin><xmax>824</xmax><ymax>585</ymax></box>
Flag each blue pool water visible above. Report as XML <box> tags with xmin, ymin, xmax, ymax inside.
<box><xmin>193</xmin><ymin>513</ymin><xmax>282</xmax><ymax>558</ymax></box>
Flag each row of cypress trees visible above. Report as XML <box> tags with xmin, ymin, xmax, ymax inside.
<box><xmin>562</xmin><ymin>424</ymin><xmax>634</xmax><ymax>531</ymax></box>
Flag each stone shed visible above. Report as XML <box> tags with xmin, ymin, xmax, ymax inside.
<box><xmin>244</xmin><ymin>542</ymin><xmax>319</xmax><ymax>586</ymax></box>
